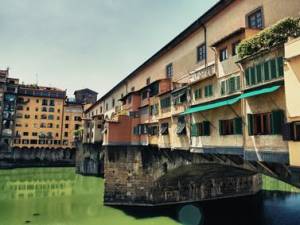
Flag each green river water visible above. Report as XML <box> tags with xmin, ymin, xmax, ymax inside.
<box><xmin>0</xmin><ymin>168</ymin><xmax>300</xmax><ymax>225</ymax></box>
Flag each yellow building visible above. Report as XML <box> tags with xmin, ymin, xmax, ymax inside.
<box><xmin>12</xmin><ymin>85</ymin><xmax>72</xmax><ymax>149</ymax></box>
<box><xmin>62</xmin><ymin>101</ymin><xmax>83</xmax><ymax>148</ymax></box>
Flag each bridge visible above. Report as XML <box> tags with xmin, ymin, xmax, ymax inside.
<box><xmin>77</xmin><ymin>0</ymin><xmax>300</xmax><ymax>206</ymax></box>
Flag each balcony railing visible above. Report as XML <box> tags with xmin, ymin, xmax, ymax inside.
<box><xmin>189</xmin><ymin>64</ymin><xmax>216</xmax><ymax>83</ymax></box>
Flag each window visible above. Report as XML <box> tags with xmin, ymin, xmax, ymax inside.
<box><xmin>42</xmin><ymin>107</ymin><xmax>47</xmax><ymax>112</ymax></box>
<box><xmin>248</xmin><ymin>110</ymin><xmax>284</xmax><ymax>136</ymax></box>
<box><xmin>64</xmin><ymin>132</ymin><xmax>68</xmax><ymax>137</ymax></box>
<box><xmin>148</xmin><ymin>125</ymin><xmax>159</xmax><ymax>136</ymax></box>
<box><xmin>40</xmin><ymin>123</ymin><xmax>46</xmax><ymax>128</ymax></box>
<box><xmin>166</xmin><ymin>63</ymin><xmax>173</xmax><ymax>78</ymax></box>
<box><xmin>220</xmin><ymin>48</ymin><xmax>228</xmax><ymax>61</ymax></box>
<box><xmin>42</xmin><ymin>99</ymin><xmax>48</xmax><ymax>106</ymax></box>
<box><xmin>35</xmin><ymin>108</ymin><xmax>38</xmax><ymax>112</ymax></box>
<box><xmin>204</xmin><ymin>85</ymin><xmax>213</xmax><ymax>97</ymax></box>
<box><xmin>41</xmin><ymin>114</ymin><xmax>47</xmax><ymax>119</ymax></box>
<box><xmin>173</xmin><ymin>90</ymin><xmax>187</xmax><ymax>105</ymax></box>
<box><xmin>106</xmin><ymin>103</ymin><xmax>108</xmax><ymax>110</ymax></box>
<box><xmin>197</xmin><ymin>44</ymin><xmax>206</xmax><ymax>62</ymax></box>
<box><xmin>245</xmin><ymin>57</ymin><xmax>284</xmax><ymax>87</ymax></box>
<box><xmin>49</xmin><ymin>99</ymin><xmax>55</xmax><ymax>106</ymax></box>
<box><xmin>48</xmin><ymin>115</ymin><xmax>54</xmax><ymax>120</ymax></box>
<box><xmin>160</xmin><ymin>123</ymin><xmax>169</xmax><ymax>135</ymax></box>
<box><xmin>232</xmin><ymin>41</ymin><xmax>240</xmax><ymax>56</ymax></box>
<box><xmin>127</xmin><ymin>96</ymin><xmax>132</xmax><ymax>104</ymax></box>
<box><xmin>146</xmin><ymin>77</ymin><xmax>151</xmax><ymax>85</ymax></box>
<box><xmin>56</xmin><ymin>124</ymin><xmax>60</xmax><ymax>128</ymax></box>
<box><xmin>247</xmin><ymin>8</ymin><xmax>263</xmax><ymax>29</ymax></box>
<box><xmin>30</xmin><ymin>140</ymin><xmax>38</xmax><ymax>144</ymax></box>
<box><xmin>36</xmin><ymin>99</ymin><xmax>39</xmax><ymax>103</ymax></box>
<box><xmin>58</xmin><ymin>109</ymin><xmax>61</xmax><ymax>113</ymax></box>
<box><xmin>149</xmin><ymin>104</ymin><xmax>159</xmax><ymax>116</ymax></box>
<box><xmin>24</xmin><ymin>114</ymin><xmax>30</xmax><ymax>119</ymax></box>
<box><xmin>131</xmin><ymin>87</ymin><xmax>135</xmax><ymax>92</ymax></box>
<box><xmin>57</xmin><ymin>116</ymin><xmax>60</xmax><ymax>120</ymax></box>
<box><xmin>160</xmin><ymin>97</ymin><xmax>171</xmax><ymax>109</ymax></box>
<box><xmin>47</xmin><ymin>123</ymin><xmax>53</xmax><ymax>128</ymax></box>
<box><xmin>26</xmin><ymin>107</ymin><xmax>30</xmax><ymax>111</ymax></box>
<box><xmin>141</xmin><ymin>90</ymin><xmax>148</xmax><ymax>100</ymax></box>
<box><xmin>32</xmin><ymin>132</ymin><xmax>38</xmax><ymax>136</ymax></box>
<box><xmin>191</xmin><ymin>121</ymin><xmax>210</xmax><ymax>136</ymax></box>
<box><xmin>65</xmin><ymin>116</ymin><xmax>69</xmax><ymax>121</ymax></box>
<box><xmin>74</xmin><ymin>116</ymin><xmax>81</xmax><ymax>121</ymax></box>
<box><xmin>65</xmin><ymin>124</ymin><xmax>69</xmax><ymax>129</ymax></box>
<box><xmin>194</xmin><ymin>88</ymin><xmax>202</xmax><ymax>100</ymax></box>
<box><xmin>23</xmin><ymin>132</ymin><xmax>29</xmax><ymax>136</ymax></box>
<box><xmin>176</xmin><ymin>116</ymin><xmax>186</xmax><ymax>135</ymax></box>
<box><xmin>49</xmin><ymin>107</ymin><xmax>55</xmax><ymax>112</ymax></box>
<box><xmin>219</xmin><ymin>118</ymin><xmax>242</xmax><ymax>135</ymax></box>
<box><xmin>220</xmin><ymin>76</ymin><xmax>240</xmax><ymax>96</ymax></box>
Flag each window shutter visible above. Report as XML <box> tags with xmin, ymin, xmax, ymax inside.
<box><xmin>250</xmin><ymin>67</ymin><xmax>256</xmax><ymax>85</ymax></box>
<box><xmin>219</xmin><ymin>120</ymin><xmax>223</xmax><ymax>135</ymax></box>
<box><xmin>270</xmin><ymin>59</ymin><xmax>277</xmax><ymax>79</ymax></box>
<box><xmin>191</xmin><ymin>123</ymin><xmax>199</xmax><ymax>137</ymax></box>
<box><xmin>282</xmin><ymin>123</ymin><xmax>294</xmax><ymax>141</ymax></box>
<box><xmin>277</xmin><ymin>57</ymin><xmax>284</xmax><ymax>77</ymax></box>
<box><xmin>221</xmin><ymin>81</ymin><xmax>226</xmax><ymax>95</ymax></box>
<box><xmin>248</xmin><ymin>114</ymin><xmax>254</xmax><ymax>136</ymax></box>
<box><xmin>271</xmin><ymin>110</ymin><xmax>284</xmax><ymax>135</ymax></box>
<box><xmin>264</xmin><ymin>61</ymin><xmax>270</xmax><ymax>81</ymax></box>
<box><xmin>245</xmin><ymin>68</ymin><xmax>250</xmax><ymax>86</ymax></box>
<box><xmin>209</xmin><ymin>85</ymin><xmax>213</xmax><ymax>96</ymax></box>
<box><xmin>234</xmin><ymin>117</ymin><xmax>243</xmax><ymax>135</ymax></box>
<box><xmin>256</xmin><ymin>64</ymin><xmax>262</xmax><ymax>83</ymax></box>
<box><xmin>236</xmin><ymin>76</ymin><xmax>240</xmax><ymax>90</ymax></box>
<box><xmin>203</xmin><ymin>121</ymin><xmax>210</xmax><ymax>136</ymax></box>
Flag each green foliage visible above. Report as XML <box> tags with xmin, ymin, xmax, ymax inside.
<box><xmin>238</xmin><ymin>17</ymin><xmax>300</xmax><ymax>59</ymax></box>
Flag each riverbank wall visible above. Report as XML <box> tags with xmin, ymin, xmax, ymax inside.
<box><xmin>0</xmin><ymin>144</ymin><xmax>75</xmax><ymax>169</ymax></box>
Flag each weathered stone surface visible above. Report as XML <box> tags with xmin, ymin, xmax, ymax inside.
<box><xmin>104</xmin><ymin>146</ymin><xmax>262</xmax><ymax>206</ymax></box>
<box><xmin>75</xmin><ymin>143</ymin><xmax>103</xmax><ymax>176</ymax></box>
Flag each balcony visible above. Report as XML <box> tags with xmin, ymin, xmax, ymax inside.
<box><xmin>189</xmin><ymin>64</ymin><xmax>216</xmax><ymax>84</ymax></box>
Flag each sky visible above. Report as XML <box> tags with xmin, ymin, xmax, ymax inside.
<box><xmin>0</xmin><ymin>0</ymin><xmax>218</xmax><ymax>97</ymax></box>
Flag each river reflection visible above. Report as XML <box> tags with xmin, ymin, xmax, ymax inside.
<box><xmin>0</xmin><ymin>168</ymin><xmax>299</xmax><ymax>225</ymax></box>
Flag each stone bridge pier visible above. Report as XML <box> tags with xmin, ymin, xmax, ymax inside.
<box><xmin>75</xmin><ymin>143</ymin><xmax>104</xmax><ymax>176</ymax></box>
<box><xmin>104</xmin><ymin>146</ymin><xmax>264</xmax><ymax>206</ymax></box>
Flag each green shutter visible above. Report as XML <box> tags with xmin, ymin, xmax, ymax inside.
<box><xmin>277</xmin><ymin>57</ymin><xmax>284</xmax><ymax>77</ymax></box>
<box><xmin>221</xmin><ymin>81</ymin><xmax>226</xmax><ymax>95</ymax></box>
<box><xmin>219</xmin><ymin>120</ymin><xmax>223</xmax><ymax>135</ymax></box>
<box><xmin>256</xmin><ymin>64</ymin><xmax>262</xmax><ymax>83</ymax></box>
<box><xmin>248</xmin><ymin>114</ymin><xmax>254</xmax><ymax>136</ymax></box>
<box><xmin>270</xmin><ymin>59</ymin><xmax>277</xmax><ymax>79</ymax></box>
<box><xmin>245</xmin><ymin>68</ymin><xmax>250</xmax><ymax>86</ymax></box>
<box><xmin>191</xmin><ymin>123</ymin><xmax>199</xmax><ymax>137</ymax></box>
<box><xmin>203</xmin><ymin>121</ymin><xmax>210</xmax><ymax>136</ymax></box>
<box><xmin>234</xmin><ymin>117</ymin><xmax>243</xmax><ymax>135</ymax></box>
<box><xmin>271</xmin><ymin>110</ymin><xmax>284</xmax><ymax>135</ymax></box>
<box><xmin>209</xmin><ymin>85</ymin><xmax>213</xmax><ymax>96</ymax></box>
<box><xmin>236</xmin><ymin>76</ymin><xmax>240</xmax><ymax>91</ymax></box>
<box><xmin>250</xmin><ymin>67</ymin><xmax>256</xmax><ymax>85</ymax></box>
<box><xmin>264</xmin><ymin>61</ymin><xmax>270</xmax><ymax>81</ymax></box>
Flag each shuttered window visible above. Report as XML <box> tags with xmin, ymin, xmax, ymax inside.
<box><xmin>245</xmin><ymin>57</ymin><xmax>284</xmax><ymax>87</ymax></box>
<box><xmin>204</xmin><ymin>85</ymin><xmax>213</xmax><ymax>97</ymax></box>
<box><xmin>194</xmin><ymin>88</ymin><xmax>202</xmax><ymax>100</ymax></box>
<box><xmin>191</xmin><ymin>121</ymin><xmax>210</xmax><ymax>137</ymax></box>
<box><xmin>160</xmin><ymin>97</ymin><xmax>171</xmax><ymax>109</ymax></box>
<box><xmin>247</xmin><ymin>110</ymin><xmax>284</xmax><ymax>136</ymax></box>
<box><xmin>220</xmin><ymin>76</ymin><xmax>240</xmax><ymax>96</ymax></box>
<box><xmin>219</xmin><ymin>117</ymin><xmax>242</xmax><ymax>135</ymax></box>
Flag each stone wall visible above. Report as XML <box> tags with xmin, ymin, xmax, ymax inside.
<box><xmin>0</xmin><ymin>146</ymin><xmax>75</xmax><ymax>169</ymax></box>
<box><xmin>104</xmin><ymin>146</ymin><xmax>262</xmax><ymax>206</ymax></box>
<box><xmin>75</xmin><ymin>143</ymin><xmax>103</xmax><ymax>176</ymax></box>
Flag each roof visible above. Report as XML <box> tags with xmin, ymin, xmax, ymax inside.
<box><xmin>74</xmin><ymin>88</ymin><xmax>98</xmax><ymax>95</ymax></box>
<box><xmin>95</xmin><ymin>0</ymin><xmax>235</xmax><ymax>102</ymax></box>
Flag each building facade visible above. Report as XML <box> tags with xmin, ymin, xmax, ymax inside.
<box><xmin>74</xmin><ymin>88</ymin><xmax>98</xmax><ymax>105</ymax></box>
<box><xmin>83</xmin><ymin>0</ymin><xmax>300</xmax><ymax>171</ymax></box>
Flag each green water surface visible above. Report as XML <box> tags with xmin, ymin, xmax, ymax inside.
<box><xmin>0</xmin><ymin>168</ymin><xmax>299</xmax><ymax>225</ymax></box>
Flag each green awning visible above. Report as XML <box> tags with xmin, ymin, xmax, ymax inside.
<box><xmin>182</xmin><ymin>85</ymin><xmax>281</xmax><ymax>115</ymax></box>
<box><xmin>181</xmin><ymin>97</ymin><xmax>240</xmax><ymax>115</ymax></box>
<box><xmin>239</xmin><ymin>85</ymin><xmax>281</xmax><ymax>99</ymax></box>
